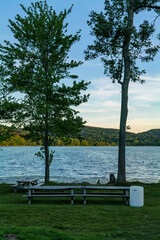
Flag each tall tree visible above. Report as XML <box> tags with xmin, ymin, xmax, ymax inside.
<box><xmin>85</xmin><ymin>0</ymin><xmax>160</xmax><ymax>182</ymax></box>
<box><xmin>0</xmin><ymin>1</ymin><xmax>89</xmax><ymax>183</ymax></box>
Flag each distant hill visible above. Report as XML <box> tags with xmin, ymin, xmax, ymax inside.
<box><xmin>79</xmin><ymin>126</ymin><xmax>160</xmax><ymax>146</ymax></box>
<box><xmin>0</xmin><ymin>125</ymin><xmax>160</xmax><ymax>146</ymax></box>
<box><xmin>80</xmin><ymin>126</ymin><xmax>121</xmax><ymax>146</ymax></box>
<box><xmin>138</xmin><ymin>129</ymin><xmax>160</xmax><ymax>136</ymax></box>
<box><xmin>136</xmin><ymin>129</ymin><xmax>160</xmax><ymax>146</ymax></box>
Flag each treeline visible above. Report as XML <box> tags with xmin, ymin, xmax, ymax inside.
<box><xmin>80</xmin><ymin>127</ymin><xmax>160</xmax><ymax>146</ymax></box>
<box><xmin>0</xmin><ymin>126</ymin><xmax>160</xmax><ymax>146</ymax></box>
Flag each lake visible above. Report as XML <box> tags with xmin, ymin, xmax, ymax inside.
<box><xmin>0</xmin><ymin>146</ymin><xmax>160</xmax><ymax>184</ymax></box>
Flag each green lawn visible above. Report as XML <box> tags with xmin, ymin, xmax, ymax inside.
<box><xmin>0</xmin><ymin>182</ymin><xmax>159</xmax><ymax>240</ymax></box>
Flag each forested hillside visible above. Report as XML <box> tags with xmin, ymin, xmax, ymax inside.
<box><xmin>1</xmin><ymin>125</ymin><xmax>160</xmax><ymax>146</ymax></box>
<box><xmin>136</xmin><ymin>129</ymin><xmax>160</xmax><ymax>146</ymax></box>
<box><xmin>80</xmin><ymin>127</ymin><xmax>160</xmax><ymax>146</ymax></box>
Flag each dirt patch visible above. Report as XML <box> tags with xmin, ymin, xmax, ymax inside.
<box><xmin>3</xmin><ymin>234</ymin><xmax>19</xmax><ymax>240</ymax></box>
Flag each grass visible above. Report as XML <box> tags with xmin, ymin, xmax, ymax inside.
<box><xmin>0</xmin><ymin>182</ymin><xmax>160</xmax><ymax>240</ymax></box>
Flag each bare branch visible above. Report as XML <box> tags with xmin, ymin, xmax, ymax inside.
<box><xmin>134</xmin><ymin>4</ymin><xmax>160</xmax><ymax>12</ymax></box>
<box><xmin>153</xmin><ymin>14</ymin><xmax>160</xmax><ymax>25</ymax></box>
<box><xmin>145</xmin><ymin>5</ymin><xmax>160</xmax><ymax>10</ymax></box>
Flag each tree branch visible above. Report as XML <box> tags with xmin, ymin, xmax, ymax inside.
<box><xmin>118</xmin><ymin>80</ymin><xmax>123</xmax><ymax>85</ymax></box>
<box><xmin>134</xmin><ymin>4</ymin><xmax>160</xmax><ymax>12</ymax></box>
<box><xmin>153</xmin><ymin>14</ymin><xmax>160</xmax><ymax>25</ymax></box>
<box><xmin>145</xmin><ymin>5</ymin><xmax>160</xmax><ymax>10</ymax></box>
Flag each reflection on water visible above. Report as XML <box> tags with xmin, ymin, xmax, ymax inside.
<box><xmin>0</xmin><ymin>146</ymin><xmax>160</xmax><ymax>183</ymax></box>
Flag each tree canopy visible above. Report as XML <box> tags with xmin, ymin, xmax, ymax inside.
<box><xmin>85</xmin><ymin>0</ymin><xmax>160</xmax><ymax>182</ymax></box>
<box><xmin>85</xmin><ymin>0</ymin><xmax>160</xmax><ymax>84</ymax></box>
<box><xmin>0</xmin><ymin>1</ymin><xmax>89</xmax><ymax>182</ymax></box>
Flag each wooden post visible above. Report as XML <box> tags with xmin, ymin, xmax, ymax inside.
<box><xmin>109</xmin><ymin>174</ymin><xmax>116</xmax><ymax>183</ymax></box>
<box><xmin>126</xmin><ymin>189</ymin><xmax>129</xmax><ymax>205</ymax></box>
<box><xmin>28</xmin><ymin>189</ymin><xmax>32</xmax><ymax>205</ymax></box>
<box><xmin>83</xmin><ymin>189</ymin><xmax>86</xmax><ymax>205</ymax></box>
<box><xmin>71</xmin><ymin>189</ymin><xmax>74</xmax><ymax>204</ymax></box>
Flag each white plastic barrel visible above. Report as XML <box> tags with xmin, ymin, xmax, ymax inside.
<box><xmin>130</xmin><ymin>186</ymin><xmax>144</xmax><ymax>207</ymax></box>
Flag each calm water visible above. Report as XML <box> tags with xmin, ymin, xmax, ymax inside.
<box><xmin>0</xmin><ymin>146</ymin><xmax>160</xmax><ymax>184</ymax></box>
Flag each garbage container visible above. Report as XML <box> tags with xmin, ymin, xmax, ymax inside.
<box><xmin>130</xmin><ymin>186</ymin><xmax>144</xmax><ymax>207</ymax></box>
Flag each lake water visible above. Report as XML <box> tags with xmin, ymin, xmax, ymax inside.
<box><xmin>0</xmin><ymin>146</ymin><xmax>160</xmax><ymax>184</ymax></box>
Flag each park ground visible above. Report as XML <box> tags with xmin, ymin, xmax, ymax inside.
<box><xmin>0</xmin><ymin>182</ymin><xmax>160</xmax><ymax>240</ymax></box>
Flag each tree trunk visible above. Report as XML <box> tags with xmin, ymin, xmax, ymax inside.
<box><xmin>117</xmin><ymin>0</ymin><xmax>133</xmax><ymax>183</ymax></box>
<box><xmin>44</xmin><ymin>115</ymin><xmax>50</xmax><ymax>183</ymax></box>
<box><xmin>44</xmin><ymin>62</ymin><xmax>50</xmax><ymax>184</ymax></box>
<box><xmin>44</xmin><ymin>144</ymin><xmax>49</xmax><ymax>183</ymax></box>
<box><xmin>117</xmin><ymin>81</ymin><xmax>129</xmax><ymax>182</ymax></box>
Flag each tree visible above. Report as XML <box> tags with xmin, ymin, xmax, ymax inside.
<box><xmin>85</xmin><ymin>0</ymin><xmax>160</xmax><ymax>182</ymax></box>
<box><xmin>0</xmin><ymin>1</ymin><xmax>89</xmax><ymax>183</ymax></box>
<box><xmin>0</xmin><ymin>79</ymin><xmax>21</xmax><ymax>143</ymax></box>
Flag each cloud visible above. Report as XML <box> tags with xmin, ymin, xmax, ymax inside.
<box><xmin>133</xmin><ymin>95</ymin><xmax>160</xmax><ymax>102</ymax></box>
<box><xmin>143</xmin><ymin>75</ymin><xmax>160</xmax><ymax>82</ymax></box>
<box><xmin>129</xmin><ymin>76</ymin><xmax>160</xmax><ymax>104</ymax></box>
<box><xmin>128</xmin><ymin>118</ymin><xmax>160</xmax><ymax>133</ymax></box>
<box><xmin>102</xmin><ymin>101</ymin><xmax>120</xmax><ymax>108</ymax></box>
<box><xmin>86</xmin><ymin>77</ymin><xmax>121</xmax><ymax>100</ymax></box>
<box><xmin>77</xmin><ymin>108</ymin><xmax>106</xmax><ymax>114</ymax></box>
<box><xmin>78</xmin><ymin>74</ymin><xmax>160</xmax><ymax>133</ymax></box>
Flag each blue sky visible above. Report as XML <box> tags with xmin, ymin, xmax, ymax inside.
<box><xmin>0</xmin><ymin>0</ymin><xmax>160</xmax><ymax>133</ymax></box>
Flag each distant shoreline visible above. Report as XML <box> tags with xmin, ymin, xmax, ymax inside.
<box><xmin>1</xmin><ymin>145</ymin><xmax>160</xmax><ymax>147</ymax></box>
<box><xmin>0</xmin><ymin>179</ymin><xmax>160</xmax><ymax>185</ymax></box>
<box><xmin>1</xmin><ymin>126</ymin><xmax>160</xmax><ymax>146</ymax></box>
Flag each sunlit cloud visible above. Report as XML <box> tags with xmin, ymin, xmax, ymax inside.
<box><xmin>77</xmin><ymin>108</ymin><xmax>106</xmax><ymax>114</ymax></box>
<box><xmin>128</xmin><ymin>118</ymin><xmax>160</xmax><ymax>133</ymax></box>
<box><xmin>143</xmin><ymin>75</ymin><xmax>160</xmax><ymax>82</ymax></box>
<box><xmin>102</xmin><ymin>101</ymin><xmax>120</xmax><ymax>108</ymax></box>
<box><xmin>78</xmin><ymin>74</ymin><xmax>160</xmax><ymax>133</ymax></box>
<box><xmin>133</xmin><ymin>95</ymin><xmax>160</xmax><ymax>102</ymax></box>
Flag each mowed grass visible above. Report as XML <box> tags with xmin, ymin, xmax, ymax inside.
<box><xmin>0</xmin><ymin>182</ymin><xmax>160</xmax><ymax>240</ymax></box>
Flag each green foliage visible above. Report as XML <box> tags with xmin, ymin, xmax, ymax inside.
<box><xmin>0</xmin><ymin>83</ymin><xmax>22</xmax><ymax>143</ymax></box>
<box><xmin>0</xmin><ymin>1</ymin><xmax>89</xmax><ymax>182</ymax></box>
<box><xmin>35</xmin><ymin>146</ymin><xmax>55</xmax><ymax>165</ymax></box>
<box><xmin>85</xmin><ymin>0</ymin><xmax>160</xmax><ymax>84</ymax></box>
<box><xmin>85</xmin><ymin>0</ymin><xmax>160</xmax><ymax>182</ymax></box>
<box><xmin>0</xmin><ymin>126</ymin><xmax>36</xmax><ymax>146</ymax></box>
<box><xmin>135</xmin><ymin>129</ymin><xmax>160</xmax><ymax>146</ymax></box>
<box><xmin>80</xmin><ymin>127</ymin><xmax>160</xmax><ymax>146</ymax></box>
<box><xmin>1</xmin><ymin>126</ymin><xmax>160</xmax><ymax>146</ymax></box>
<box><xmin>0</xmin><ymin>1</ymin><xmax>89</xmax><ymax>135</ymax></box>
<box><xmin>0</xmin><ymin>65</ymin><xmax>23</xmax><ymax>128</ymax></box>
<box><xmin>0</xmin><ymin>126</ymin><xmax>13</xmax><ymax>143</ymax></box>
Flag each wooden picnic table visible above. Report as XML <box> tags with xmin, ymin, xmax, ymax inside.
<box><xmin>17</xmin><ymin>179</ymin><xmax>39</xmax><ymax>187</ymax></box>
<box><xmin>12</xmin><ymin>178</ymin><xmax>39</xmax><ymax>192</ymax></box>
<box><xmin>23</xmin><ymin>185</ymin><xmax>130</xmax><ymax>205</ymax></box>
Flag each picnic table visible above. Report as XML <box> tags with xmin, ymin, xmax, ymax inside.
<box><xmin>12</xmin><ymin>178</ymin><xmax>39</xmax><ymax>192</ymax></box>
<box><xmin>23</xmin><ymin>185</ymin><xmax>130</xmax><ymax>205</ymax></box>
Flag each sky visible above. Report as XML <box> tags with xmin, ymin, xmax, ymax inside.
<box><xmin>0</xmin><ymin>0</ymin><xmax>160</xmax><ymax>133</ymax></box>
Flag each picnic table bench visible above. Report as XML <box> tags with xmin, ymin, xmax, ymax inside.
<box><xmin>23</xmin><ymin>185</ymin><xmax>130</xmax><ymax>205</ymax></box>
<box><xmin>12</xmin><ymin>178</ymin><xmax>39</xmax><ymax>192</ymax></box>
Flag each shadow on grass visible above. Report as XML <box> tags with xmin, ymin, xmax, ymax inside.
<box><xmin>22</xmin><ymin>197</ymin><xmax>128</xmax><ymax>206</ymax></box>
